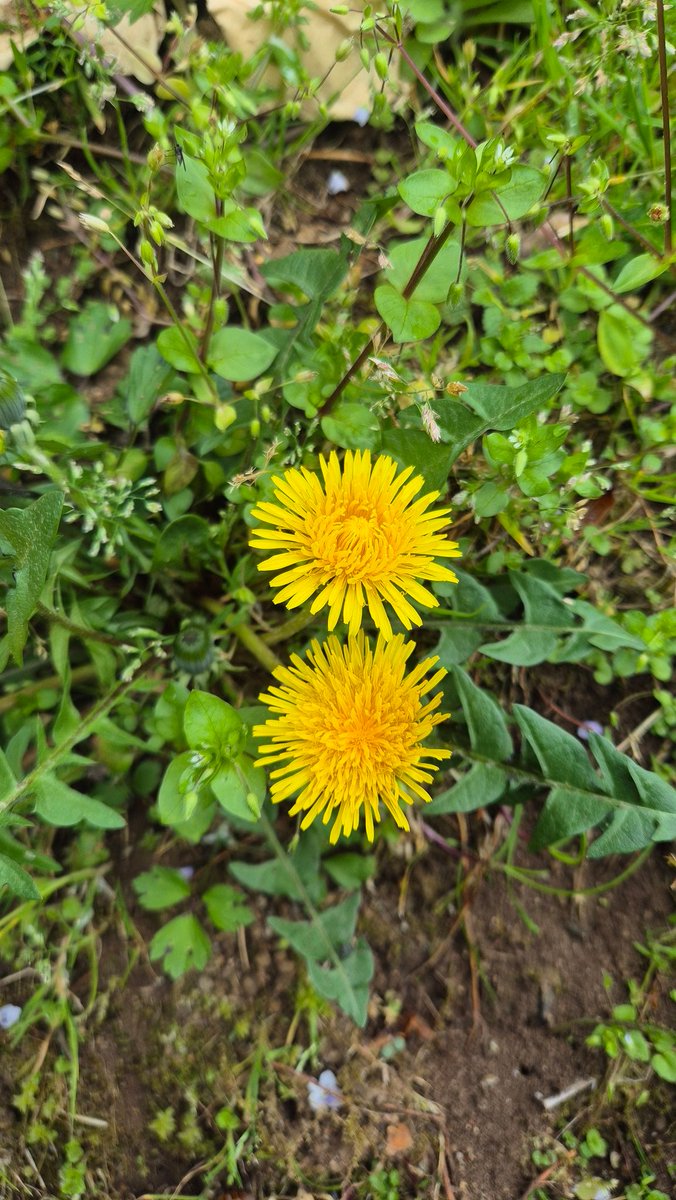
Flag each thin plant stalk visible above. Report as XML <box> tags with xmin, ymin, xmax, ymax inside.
<box><xmin>656</xmin><ymin>0</ymin><xmax>673</xmax><ymax>255</ymax></box>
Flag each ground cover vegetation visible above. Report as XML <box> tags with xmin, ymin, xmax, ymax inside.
<box><xmin>0</xmin><ymin>0</ymin><xmax>674</xmax><ymax>1197</ymax></box>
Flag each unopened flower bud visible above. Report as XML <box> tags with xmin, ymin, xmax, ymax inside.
<box><xmin>250</xmin><ymin>417</ymin><xmax>261</xmax><ymax>438</ymax></box>
<box><xmin>147</xmin><ymin>144</ymin><xmax>165</xmax><ymax>173</ymax></box>
<box><xmin>648</xmin><ymin>202</ymin><xmax>669</xmax><ymax>224</ymax></box>
<box><xmin>149</xmin><ymin>219</ymin><xmax>165</xmax><ymax>246</ymax></box>
<box><xmin>433</xmin><ymin>206</ymin><xmax>447</xmax><ymax>237</ymax></box>
<box><xmin>374</xmin><ymin>52</ymin><xmax>388</xmax><ymax>81</ymax></box>
<box><xmin>139</xmin><ymin>239</ymin><xmax>156</xmax><ymax>269</ymax></box>
<box><xmin>215</xmin><ymin>403</ymin><xmax>237</xmax><ymax>432</ymax></box>
<box><xmin>447</xmin><ymin>281</ymin><xmax>464</xmax><ymax>308</ymax></box>
<box><xmin>213</xmin><ymin>298</ymin><xmax>228</xmax><ymax>325</ymax></box>
<box><xmin>600</xmin><ymin>212</ymin><xmax>614</xmax><ymax>240</ymax></box>
<box><xmin>505</xmin><ymin>232</ymin><xmax>520</xmax><ymax>264</ymax></box>
<box><xmin>446</xmin><ymin>380</ymin><xmax>468</xmax><ymax>397</ymax></box>
<box><xmin>335</xmin><ymin>38</ymin><xmax>352</xmax><ymax>62</ymax></box>
<box><xmin>79</xmin><ymin>213</ymin><xmax>111</xmax><ymax>235</ymax></box>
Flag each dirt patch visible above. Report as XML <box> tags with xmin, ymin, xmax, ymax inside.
<box><xmin>2</xmin><ymin>831</ymin><xmax>672</xmax><ymax>1200</ymax></box>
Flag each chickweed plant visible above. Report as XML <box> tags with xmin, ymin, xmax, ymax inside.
<box><xmin>0</xmin><ymin>0</ymin><xmax>675</xmax><ymax>1189</ymax></box>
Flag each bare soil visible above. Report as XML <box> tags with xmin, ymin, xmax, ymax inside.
<box><xmin>1</xmin><ymin>824</ymin><xmax>673</xmax><ymax>1200</ymax></box>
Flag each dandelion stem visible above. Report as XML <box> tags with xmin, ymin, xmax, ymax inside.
<box><xmin>233</xmin><ymin>623</ymin><xmax>282</xmax><ymax>674</ymax></box>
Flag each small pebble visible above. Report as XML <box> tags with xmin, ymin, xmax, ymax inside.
<box><xmin>0</xmin><ymin>1004</ymin><xmax>22</xmax><ymax>1030</ymax></box>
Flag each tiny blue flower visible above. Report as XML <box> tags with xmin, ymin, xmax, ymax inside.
<box><xmin>307</xmin><ymin>1068</ymin><xmax>342</xmax><ymax>1111</ymax></box>
<box><xmin>0</xmin><ymin>1004</ymin><xmax>22</xmax><ymax>1030</ymax></box>
<box><xmin>577</xmin><ymin>720</ymin><xmax>604</xmax><ymax>741</ymax></box>
<box><xmin>353</xmin><ymin>107</ymin><xmax>370</xmax><ymax>127</ymax></box>
<box><xmin>327</xmin><ymin>170</ymin><xmax>349</xmax><ymax>195</ymax></box>
<box><xmin>177</xmin><ymin>866</ymin><xmax>194</xmax><ymax>881</ymax></box>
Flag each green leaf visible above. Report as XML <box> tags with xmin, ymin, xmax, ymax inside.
<box><xmin>0</xmin><ymin>490</ymin><xmax>63</xmax><ymax>665</ymax></box>
<box><xmin>427</xmin><ymin>762</ymin><xmax>507</xmax><ymax>814</ymax></box>
<box><xmin>473</xmin><ymin>481</ymin><xmax>509</xmax><ymax>518</ymax></box>
<box><xmin>0</xmin><ymin>852</ymin><xmax>39</xmax><ymax>899</ymax></box>
<box><xmin>153</xmin><ymin>515</ymin><xmax>213</xmax><ymax>569</ymax></box>
<box><xmin>157</xmin><ymin>755</ymin><xmax>216</xmax><ymax>842</ymax></box>
<box><xmin>323</xmin><ymin>853</ymin><xmax>376</xmax><ymax>890</ymax></box>
<box><xmin>208</xmin><ymin>202</ymin><xmax>267</xmax><ymax>243</ymax></box>
<box><xmin>612</xmin><ymin>253</ymin><xmax>670</xmax><ymax>294</ymax></box>
<box><xmin>450</xmin><ymin>665</ymin><xmax>514</xmax><ymax>762</ymax></box>
<box><xmin>515</xmin><ymin>706</ymin><xmax>603</xmax><ymax>793</ymax></box>
<box><xmin>597</xmin><ymin>305</ymin><xmax>653</xmax><ymax>378</ymax></box>
<box><xmin>434</xmin><ymin>569</ymin><xmax>503</xmax><ymax>664</ymax></box>
<box><xmin>132</xmin><ymin>866</ymin><xmax>191</xmax><ymax>911</ymax></box>
<box><xmin>621</xmin><ymin>1029</ymin><xmax>651</xmax><ymax>1062</ymax></box>
<box><xmin>184</xmin><ymin>691</ymin><xmax>243</xmax><ymax>752</ymax></box>
<box><xmin>398</xmin><ymin>169</ymin><xmax>454</xmax><ymax>217</ymax></box>
<box><xmin>515</xmin><ymin>709</ymin><xmax>676</xmax><ymax>854</ymax></box>
<box><xmin>321</xmin><ymin>402</ymin><xmax>380</xmax><ymax>451</ymax></box>
<box><xmin>651</xmin><ymin>1049</ymin><xmax>676</xmax><ymax>1082</ymax></box>
<box><xmin>383</xmin><ymin>235</ymin><xmax>465</xmax><ymax>304</ymax></box>
<box><xmin>202</xmin><ymin>883</ymin><xmax>253</xmax><ymax>932</ymax></box>
<box><xmin>123</xmin><ymin>345</ymin><xmax>174</xmax><ymax>426</ymax></box>
<box><xmin>230</xmin><ymin>829</ymin><xmax>326</xmax><ymax>905</ymax></box>
<box><xmin>33</xmin><ymin>775</ymin><xmax>125</xmax><ymax>829</ymax></box>
<box><xmin>156</xmin><ymin>327</ymin><xmax>201</xmax><ymax>374</ymax></box>
<box><xmin>380</xmin><ymin>429</ymin><xmax>456</xmax><ymax>492</ymax></box>
<box><xmin>175</xmin><ymin>155</ymin><xmax>216</xmax><ymax>223</ymax></box>
<box><xmin>210</xmin><ymin>756</ymin><xmax>265</xmax><ymax>824</ymax></box>
<box><xmin>466</xmin><ymin>165</ymin><xmax>544</xmax><ymax>226</ymax></box>
<box><xmin>0</xmin><ymin>748</ymin><xmax>17</xmax><ymax>804</ymax></box>
<box><xmin>480</xmin><ymin>571</ymin><xmax>574</xmax><ymax>666</ymax></box>
<box><xmin>61</xmin><ymin>302</ymin><xmax>132</xmax><ymax>376</ymax></box>
<box><xmin>374</xmin><ymin>284</ymin><xmax>440</xmax><ymax>342</ymax></box>
<box><xmin>269</xmin><ymin>892</ymin><xmax>373</xmax><ymax>1026</ymax></box>
<box><xmin>207</xmin><ymin>328</ymin><xmax>277</xmax><ymax>382</ymax></box>
<box><xmin>459</xmin><ymin>374</ymin><xmax>566</xmax><ymax>430</ymax></box>
<box><xmin>307</xmin><ymin>941</ymin><xmax>374</xmax><ymax>1027</ymax></box>
<box><xmin>261</xmin><ymin>245</ymin><xmax>352</xmax><ymax>350</ymax></box>
<box><xmin>149</xmin><ymin>914</ymin><xmax>211</xmax><ymax>979</ymax></box>
<box><xmin>0</xmin><ymin>367</ymin><xmax>26</xmax><ymax>428</ymax></box>
<box><xmin>463</xmin><ymin>1</ymin><xmax>535</xmax><ymax>25</ymax></box>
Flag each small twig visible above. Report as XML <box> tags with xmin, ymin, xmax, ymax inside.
<box><xmin>0</xmin><ymin>967</ymin><xmax>43</xmax><ymax>987</ymax></box>
<box><xmin>601</xmin><ymin>198</ymin><xmax>662</xmax><ymax>258</ymax></box>
<box><xmin>649</xmin><ymin>288</ymin><xmax>676</xmax><ymax>322</ymax></box>
<box><xmin>539</xmin><ymin>1076</ymin><xmax>597</xmax><ymax>1111</ymax></box>
<box><xmin>564</xmin><ymin>156</ymin><xmax>575</xmax><ymax>254</ymax></box>
<box><xmin>616</xmin><ymin>708</ymin><xmax>662</xmax><ymax>755</ymax></box>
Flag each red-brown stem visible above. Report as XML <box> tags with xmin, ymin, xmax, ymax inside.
<box><xmin>656</xmin><ymin>0</ymin><xmax>673</xmax><ymax>255</ymax></box>
<box><xmin>601</xmin><ymin>198</ymin><xmax>662</xmax><ymax>258</ymax></box>
<box><xmin>316</xmin><ymin>217</ymin><xmax>460</xmax><ymax>417</ymax></box>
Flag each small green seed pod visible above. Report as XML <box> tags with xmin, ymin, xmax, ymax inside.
<box><xmin>374</xmin><ymin>52</ymin><xmax>388</xmax><ymax>81</ymax></box>
<box><xmin>505</xmin><ymin>232</ymin><xmax>520</xmax><ymax>264</ymax></box>
<box><xmin>173</xmin><ymin>621</ymin><xmax>214</xmax><ymax>675</ymax></box>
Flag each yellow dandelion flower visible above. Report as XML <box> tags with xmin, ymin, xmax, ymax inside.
<box><xmin>249</xmin><ymin>449</ymin><xmax>461</xmax><ymax>640</ymax></box>
<box><xmin>254</xmin><ymin>632</ymin><xmax>451</xmax><ymax>844</ymax></box>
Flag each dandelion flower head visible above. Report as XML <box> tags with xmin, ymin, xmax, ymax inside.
<box><xmin>254</xmin><ymin>632</ymin><xmax>451</xmax><ymax>844</ymax></box>
<box><xmin>249</xmin><ymin>450</ymin><xmax>461</xmax><ymax>640</ymax></box>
